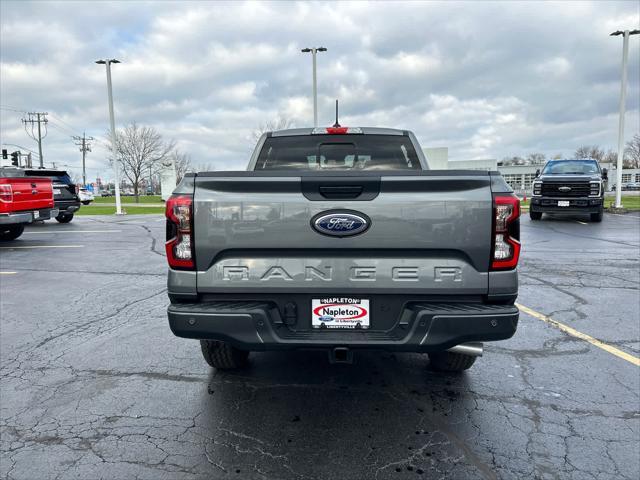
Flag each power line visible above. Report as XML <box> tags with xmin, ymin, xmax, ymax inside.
<box><xmin>48</xmin><ymin>118</ymin><xmax>109</xmax><ymax>149</ymax></box>
<box><xmin>48</xmin><ymin>120</ymin><xmax>81</xmax><ymax>138</ymax></box>
<box><xmin>0</xmin><ymin>105</ymin><xmax>28</xmax><ymax>113</ymax></box>
<box><xmin>22</xmin><ymin>112</ymin><xmax>48</xmax><ymax>168</ymax></box>
<box><xmin>48</xmin><ymin>112</ymin><xmax>85</xmax><ymax>137</ymax></box>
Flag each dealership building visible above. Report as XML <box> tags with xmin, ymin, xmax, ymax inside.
<box><xmin>424</xmin><ymin>147</ymin><xmax>640</xmax><ymax>193</ymax></box>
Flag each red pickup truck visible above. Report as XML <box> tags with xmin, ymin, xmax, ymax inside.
<box><xmin>0</xmin><ymin>168</ymin><xmax>57</xmax><ymax>241</ymax></box>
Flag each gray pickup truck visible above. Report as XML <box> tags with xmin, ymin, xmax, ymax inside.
<box><xmin>166</xmin><ymin>127</ymin><xmax>521</xmax><ymax>372</ymax></box>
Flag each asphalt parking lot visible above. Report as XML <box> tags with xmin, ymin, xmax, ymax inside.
<box><xmin>1</xmin><ymin>212</ymin><xmax>639</xmax><ymax>480</ymax></box>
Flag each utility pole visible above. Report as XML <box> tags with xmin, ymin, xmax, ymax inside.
<box><xmin>610</xmin><ymin>29</ymin><xmax>640</xmax><ymax>209</ymax></box>
<box><xmin>72</xmin><ymin>132</ymin><xmax>95</xmax><ymax>186</ymax></box>
<box><xmin>22</xmin><ymin>112</ymin><xmax>48</xmax><ymax>168</ymax></box>
<box><xmin>301</xmin><ymin>47</ymin><xmax>327</xmax><ymax>126</ymax></box>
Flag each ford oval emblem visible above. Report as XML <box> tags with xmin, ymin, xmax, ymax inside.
<box><xmin>311</xmin><ymin>210</ymin><xmax>370</xmax><ymax>237</ymax></box>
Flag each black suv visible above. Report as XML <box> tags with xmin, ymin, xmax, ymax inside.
<box><xmin>530</xmin><ymin>159</ymin><xmax>606</xmax><ymax>222</ymax></box>
<box><xmin>24</xmin><ymin>169</ymin><xmax>81</xmax><ymax>223</ymax></box>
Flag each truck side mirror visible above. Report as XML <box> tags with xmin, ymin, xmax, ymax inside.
<box><xmin>602</xmin><ymin>168</ymin><xmax>608</xmax><ymax>180</ymax></box>
<box><xmin>535</xmin><ymin>169</ymin><xmax>540</xmax><ymax>177</ymax></box>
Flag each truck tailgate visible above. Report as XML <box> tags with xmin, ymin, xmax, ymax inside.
<box><xmin>0</xmin><ymin>177</ymin><xmax>54</xmax><ymax>214</ymax></box>
<box><xmin>193</xmin><ymin>172</ymin><xmax>493</xmax><ymax>295</ymax></box>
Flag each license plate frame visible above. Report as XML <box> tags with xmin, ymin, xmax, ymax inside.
<box><xmin>558</xmin><ymin>200</ymin><xmax>570</xmax><ymax>207</ymax></box>
<box><xmin>311</xmin><ymin>298</ymin><xmax>370</xmax><ymax>330</ymax></box>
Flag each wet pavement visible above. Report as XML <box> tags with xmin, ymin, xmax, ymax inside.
<box><xmin>1</xmin><ymin>213</ymin><xmax>638</xmax><ymax>479</ymax></box>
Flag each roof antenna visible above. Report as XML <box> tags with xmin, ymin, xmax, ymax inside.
<box><xmin>333</xmin><ymin>99</ymin><xmax>341</xmax><ymax>127</ymax></box>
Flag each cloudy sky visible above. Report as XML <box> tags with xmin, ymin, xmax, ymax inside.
<box><xmin>1</xmin><ymin>0</ymin><xmax>639</xmax><ymax>181</ymax></box>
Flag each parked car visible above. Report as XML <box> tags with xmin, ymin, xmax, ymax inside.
<box><xmin>23</xmin><ymin>169</ymin><xmax>81</xmax><ymax>223</ymax></box>
<box><xmin>0</xmin><ymin>167</ymin><xmax>57</xmax><ymax>240</ymax></box>
<box><xmin>530</xmin><ymin>159</ymin><xmax>606</xmax><ymax>222</ymax></box>
<box><xmin>165</xmin><ymin>126</ymin><xmax>521</xmax><ymax>373</ymax></box>
<box><xmin>623</xmin><ymin>182</ymin><xmax>640</xmax><ymax>191</ymax></box>
<box><xmin>78</xmin><ymin>187</ymin><xmax>94</xmax><ymax>205</ymax></box>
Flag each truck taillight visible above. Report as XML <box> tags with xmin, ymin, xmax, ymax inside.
<box><xmin>0</xmin><ymin>185</ymin><xmax>12</xmax><ymax>202</ymax></box>
<box><xmin>165</xmin><ymin>194</ymin><xmax>194</xmax><ymax>270</ymax></box>
<box><xmin>491</xmin><ymin>194</ymin><xmax>521</xmax><ymax>270</ymax></box>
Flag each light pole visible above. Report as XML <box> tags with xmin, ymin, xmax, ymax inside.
<box><xmin>301</xmin><ymin>47</ymin><xmax>327</xmax><ymax>127</ymax></box>
<box><xmin>610</xmin><ymin>29</ymin><xmax>639</xmax><ymax>209</ymax></box>
<box><xmin>96</xmin><ymin>58</ymin><xmax>123</xmax><ymax>215</ymax></box>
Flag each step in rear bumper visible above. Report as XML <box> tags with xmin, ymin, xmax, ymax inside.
<box><xmin>168</xmin><ymin>301</ymin><xmax>519</xmax><ymax>352</ymax></box>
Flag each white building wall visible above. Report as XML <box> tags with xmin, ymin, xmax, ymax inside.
<box><xmin>448</xmin><ymin>159</ymin><xmax>497</xmax><ymax>171</ymax></box>
<box><xmin>423</xmin><ymin>147</ymin><xmax>448</xmax><ymax>170</ymax></box>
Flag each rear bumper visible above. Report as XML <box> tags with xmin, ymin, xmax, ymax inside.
<box><xmin>530</xmin><ymin>197</ymin><xmax>603</xmax><ymax>214</ymax></box>
<box><xmin>168</xmin><ymin>301</ymin><xmax>519</xmax><ymax>352</ymax></box>
<box><xmin>0</xmin><ymin>208</ymin><xmax>58</xmax><ymax>225</ymax></box>
<box><xmin>55</xmin><ymin>200</ymin><xmax>81</xmax><ymax>214</ymax></box>
<box><xmin>0</xmin><ymin>212</ymin><xmax>33</xmax><ymax>225</ymax></box>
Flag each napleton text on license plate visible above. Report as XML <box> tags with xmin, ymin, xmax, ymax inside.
<box><xmin>311</xmin><ymin>297</ymin><xmax>370</xmax><ymax>329</ymax></box>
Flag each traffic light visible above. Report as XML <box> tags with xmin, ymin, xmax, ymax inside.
<box><xmin>10</xmin><ymin>151</ymin><xmax>19</xmax><ymax>166</ymax></box>
<box><xmin>1</xmin><ymin>149</ymin><xmax>7</xmax><ymax>160</ymax></box>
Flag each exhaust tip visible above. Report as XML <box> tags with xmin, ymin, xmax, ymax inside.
<box><xmin>447</xmin><ymin>342</ymin><xmax>483</xmax><ymax>357</ymax></box>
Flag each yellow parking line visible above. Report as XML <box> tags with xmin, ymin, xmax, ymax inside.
<box><xmin>0</xmin><ymin>245</ymin><xmax>84</xmax><ymax>250</ymax></box>
<box><xmin>517</xmin><ymin>303</ymin><xmax>640</xmax><ymax>367</ymax></box>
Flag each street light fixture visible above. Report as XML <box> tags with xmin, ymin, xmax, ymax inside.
<box><xmin>95</xmin><ymin>58</ymin><xmax>123</xmax><ymax>215</ymax></box>
<box><xmin>610</xmin><ymin>29</ymin><xmax>639</xmax><ymax>209</ymax></box>
<box><xmin>301</xmin><ymin>47</ymin><xmax>327</xmax><ymax>127</ymax></box>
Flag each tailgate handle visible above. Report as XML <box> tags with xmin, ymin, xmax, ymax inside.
<box><xmin>319</xmin><ymin>185</ymin><xmax>363</xmax><ymax>199</ymax></box>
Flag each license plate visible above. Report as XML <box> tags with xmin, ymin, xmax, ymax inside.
<box><xmin>32</xmin><ymin>210</ymin><xmax>40</xmax><ymax>220</ymax></box>
<box><xmin>312</xmin><ymin>298</ymin><xmax>370</xmax><ymax>329</ymax></box>
<box><xmin>558</xmin><ymin>200</ymin><xmax>570</xmax><ymax>207</ymax></box>
<box><xmin>54</xmin><ymin>189</ymin><xmax>61</xmax><ymax>195</ymax></box>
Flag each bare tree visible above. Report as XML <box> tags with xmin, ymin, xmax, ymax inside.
<box><xmin>172</xmin><ymin>151</ymin><xmax>192</xmax><ymax>183</ymax></box>
<box><xmin>574</xmin><ymin>145</ymin><xmax>605</xmax><ymax>161</ymax></box>
<box><xmin>251</xmin><ymin>116</ymin><xmax>293</xmax><ymax>144</ymax></box>
<box><xmin>603</xmin><ymin>150</ymin><xmax>617</xmax><ymax>165</ymax></box>
<box><xmin>526</xmin><ymin>153</ymin><xmax>546</xmax><ymax>165</ymax></box>
<box><xmin>625</xmin><ymin>133</ymin><xmax>640</xmax><ymax>168</ymax></box>
<box><xmin>193</xmin><ymin>162</ymin><xmax>215</xmax><ymax>173</ymax></box>
<box><xmin>499</xmin><ymin>156</ymin><xmax>525</xmax><ymax>166</ymax></box>
<box><xmin>108</xmin><ymin>122</ymin><xmax>175</xmax><ymax>202</ymax></box>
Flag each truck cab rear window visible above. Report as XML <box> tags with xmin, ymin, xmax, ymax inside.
<box><xmin>24</xmin><ymin>170</ymin><xmax>73</xmax><ymax>185</ymax></box>
<box><xmin>256</xmin><ymin>135</ymin><xmax>420</xmax><ymax>171</ymax></box>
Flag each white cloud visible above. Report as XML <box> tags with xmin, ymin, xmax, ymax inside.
<box><xmin>1</xmin><ymin>0</ymin><xmax>639</xmax><ymax>180</ymax></box>
<box><xmin>535</xmin><ymin>57</ymin><xmax>572</xmax><ymax>77</ymax></box>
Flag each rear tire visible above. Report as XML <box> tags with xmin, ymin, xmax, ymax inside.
<box><xmin>429</xmin><ymin>351</ymin><xmax>476</xmax><ymax>372</ymax></box>
<box><xmin>590</xmin><ymin>210</ymin><xmax>603</xmax><ymax>222</ymax></box>
<box><xmin>200</xmin><ymin>340</ymin><xmax>249</xmax><ymax>369</ymax></box>
<box><xmin>529</xmin><ymin>211</ymin><xmax>542</xmax><ymax>220</ymax></box>
<box><xmin>56</xmin><ymin>213</ymin><xmax>74</xmax><ymax>223</ymax></box>
<box><xmin>0</xmin><ymin>224</ymin><xmax>25</xmax><ymax>241</ymax></box>
<box><xmin>82</xmin><ymin>201</ymin><xmax>91</xmax><ymax>205</ymax></box>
